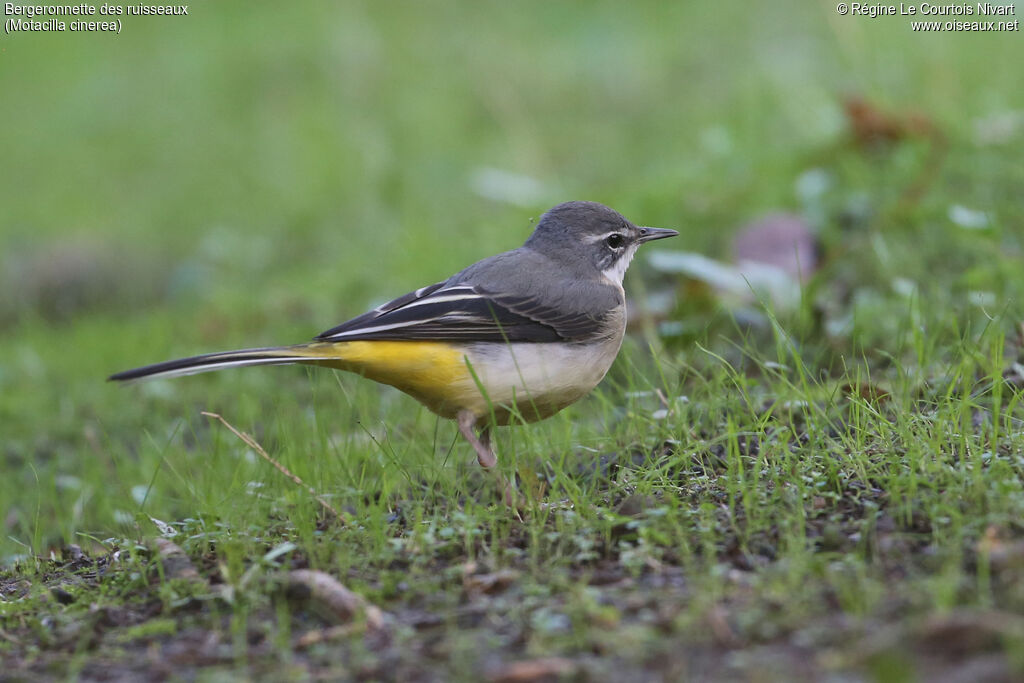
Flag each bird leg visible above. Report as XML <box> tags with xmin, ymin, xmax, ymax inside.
<box><xmin>457</xmin><ymin>410</ymin><xmax>520</xmax><ymax>508</ymax></box>
<box><xmin>457</xmin><ymin>410</ymin><xmax>496</xmax><ymax>468</ymax></box>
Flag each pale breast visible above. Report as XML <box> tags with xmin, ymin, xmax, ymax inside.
<box><xmin>443</xmin><ymin>338</ymin><xmax>621</xmax><ymax>424</ymax></box>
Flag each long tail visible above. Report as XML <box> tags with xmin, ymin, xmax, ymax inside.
<box><xmin>108</xmin><ymin>344</ymin><xmax>341</xmax><ymax>383</ymax></box>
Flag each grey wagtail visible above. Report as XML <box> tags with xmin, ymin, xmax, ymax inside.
<box><xmin>110</xmin><ymin>201</ymin><xmax>678</xmax><ymax>503</ymax></box>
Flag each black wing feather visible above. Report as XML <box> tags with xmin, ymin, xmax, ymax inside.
<box><xmin>315</xmin><ymin>282</ymin><xmax>606</xmax><ymax>343</ymax></box>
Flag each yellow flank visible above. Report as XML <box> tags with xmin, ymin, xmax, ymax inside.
<box><xmin>277</xmin><ymin>337</ymin><xmax>618</xmax><ymax>425</ymax></box>
<box><xmin>296</xmin><ymin>340</ymin><xmax>473</xmax><ymax>418</ymax></box>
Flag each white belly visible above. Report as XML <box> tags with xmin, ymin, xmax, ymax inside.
<box><xmin>455</xmin><ymin>339</ymin><xmax>622</xmax><ymax>423</ymax></box>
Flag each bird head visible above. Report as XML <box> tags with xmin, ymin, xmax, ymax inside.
<box><xmin>525</xmin><ymin>201</ymin><xmax>678</xmax><ymax>285</ymax></box>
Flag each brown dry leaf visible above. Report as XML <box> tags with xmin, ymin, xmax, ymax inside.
<box><xmin>153</xmin><ymin>538</ymin><xmax>204</xmax><ymax>585</ymax></box>
<box><xmin>843</xmin><ymin>95</ymin><xmax>935</xmax><ymax>147</ymax></box>
<box><xmin>489</xmin><ymin>657</ymin><xmax>579</xmax><ymax>683</ymax></box>
<box><xmin>841</xmin><ymin>95</ymin><xmax>946</xmax><ymax>206</ymax></box>
<box><xmin>286</xmin><ymin>569</ymin><xmax>386</xmax><ymax>631</ymax></box>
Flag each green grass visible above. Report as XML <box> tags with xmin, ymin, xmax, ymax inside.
<box><xmin>3</xmin><ymin>1</ymin><xmax>1024</xmax><ymax>680</ymax></box>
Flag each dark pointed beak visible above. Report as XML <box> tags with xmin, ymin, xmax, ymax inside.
<box><xmin>637</xmin><ymin>226</ymin><xmax>679</xmax><ymax>243</ymax></box>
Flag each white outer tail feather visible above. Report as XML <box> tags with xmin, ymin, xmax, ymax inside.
<box><xmin>108</xmin><ymin>347</ymin><xmax>324</xmax><ymax>383</ymax></box>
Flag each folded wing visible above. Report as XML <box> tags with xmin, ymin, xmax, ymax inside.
<box><xmin>316</xmin><ymin>281</ymin><xmax>607</xmax><ymax>343</ymax></box>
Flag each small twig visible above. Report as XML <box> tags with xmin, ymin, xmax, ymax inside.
<box><xmin>201</xmin><ymin>411</ymin><xmax>347</xmax><ymax>525</ymax></box>
<box><xmin>0</xmin><ymin>627</ymin><xmax>24</xmax><ymax>646</ymax></box>
<box><xmin>655</xmin><ymin>388</ymin><xmax>671</xmax><ymax>410</ymax></box>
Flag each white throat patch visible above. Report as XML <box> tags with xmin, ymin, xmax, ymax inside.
<box><xmin>601</xmin><ymin>243</ymin><xmax>640</xmax><ymax>286</ymax></box>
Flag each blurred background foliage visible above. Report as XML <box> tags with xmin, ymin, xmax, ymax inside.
<box><xmin>1</xmin><ymin>1</ymin><xmax>1022</xmax><ymax>558</ymax></box>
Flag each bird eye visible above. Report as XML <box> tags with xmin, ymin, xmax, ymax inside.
<box><xmin>605</xmin><ymin>233</ymin><xmax>625</xmax><ymax>249</ymax></box>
